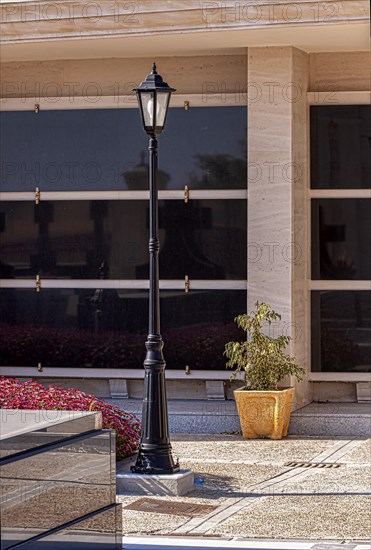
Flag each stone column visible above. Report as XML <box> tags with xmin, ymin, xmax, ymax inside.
<box><xmin>247</xmin><ymin>47</ymin><xmax>312</xmax><ymax>408</ymax></box>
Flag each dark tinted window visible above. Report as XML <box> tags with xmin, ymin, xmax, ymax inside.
<box><xmin>0</xmin><ymin>107</ymin><xmax>247</xmax><ymax>191</ymax></box>
<box><xmin>0</xmin><ymin>200</ymin><xmax>246</xmax><ymax>280</ymax></box>
<box><xmin>311</xmin><ymin>199</ymin><xmax>371</xmax><ymax>280</ymax></box>
<box><xmin>0</xmin><ymin>289</ymin><xmax>246</xmax><ymax>370</ymax></box>
<box><xmin>311</xmin><ymin>291</ymin><xmax>371</xmax><ymax>372</ymax></box>
<box><xmin>310</xmin><ymin>105</ymin><xmax>371</xmax><ymax>189</ymax></box>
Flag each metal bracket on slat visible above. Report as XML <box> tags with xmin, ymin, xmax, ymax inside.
<box><xmin>36</xmin><ymin>275</ymin><xmax>41</xmax><ymax>293</ymax></box>
<box><xmin>184</xmin><ymin>185</ymin><xmax>189</xmax><ymax>203</ymax></box>
<box><xmin>184</xmin><ymin>101</ymin><xmax>190</xmax><ymax>111</ymax></box>
<box><xmin>34</xmin><ymin>104</ymin><xmax>40</xmax><ymax>114</ymax></box>
<box><xmin>35</xmin><ymin>187</ymin><xmax>41</xmax><ymax>204</ymax></box>
<box><xmin>184</xmin><ymin>275</ymin><xmax>190</xmax><ymax>294</ymax></box>
<box><xmin>37</xmin><ymin>363</ymin><xmax>43</xmax><ymax>372</ymax></box>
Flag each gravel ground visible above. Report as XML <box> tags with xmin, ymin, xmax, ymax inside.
<box><xmin>0</xmin><ymin>482</ymin><xmax>18</xmax><ymax>494</ymax></box>
<box><xmin>123</xmin><ymin>508</ymin><xmax>190</xmax><ymax>536</ymax></box>
<box><xmin>280</xmin><ymin>464</ymin><xmax>371</xmax><ymax>494</ymax></box>
<box><xmin>179</xmin><ymin>461</ymin><xmax>283</xmax><ymax>495</ymax></box>
<box><xmin>118</xmin><ymin>461</ymin><xmax>284</xmax><ymax>535</ymax></box>
<box><xmin>119</xmin><ymin>495</ymin><xmax>190</xmax><ymax>535</ymax></box>
<box><xmin>119</xmin><ymin>435</ymin><xmax>371</xmax><ymax>540</ymax></box>
<box><xmin>208</xmin><ymin>495</ymin><xmax>371</xmax><ymax>540</ymax></box>
<box><xmin>171</xmin><ymin>435</ymin><xmax>337</xmax><ymax>464</ymax></box>
<box><xmin>342</xmin><ymin>440</ymin><xmax>371</xmax><ymax>464</ymax></box>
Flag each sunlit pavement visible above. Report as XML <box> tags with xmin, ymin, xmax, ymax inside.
<box><xmin>123</xmin><ymin>536</ymin><xmax>371</xmax><ymax>549</ymax></box>
<box><xmin>119</xmin><ymin>435</ymin><xmax>371</xmax><ymax>544</ymax></box>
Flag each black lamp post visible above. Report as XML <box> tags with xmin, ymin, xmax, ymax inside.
<box><xmin>131</xmin><ymin>64</ymin><xmax>180</xmax><ymax>475</ymax></box>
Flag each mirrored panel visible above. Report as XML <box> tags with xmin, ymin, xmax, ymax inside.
<box><xmin>4</xmin><ymin>504</ymin><xmax>122</xmax><ymax>549</ymax></box>
<box><xmin>311</xmin><ymin>291</ymin><xmax>371</xmax><ymax>372</ymax></box>
<box><xmin>311</xmin><ymin>199</ymin><xmax>371</xmax><ymax>280</ymax></box>
<box><xmin>0</xmin><ymin>200</ymin><xmax>247</xmax><ymax>280</ymax></box>
<box><xmin>0</xmin><ymin>107</ymin><xmax>247</xmax><ymax>191</ymax></box>
<box><xmin>0</xmin><ymin>432</ymin><xmax>113</xmax><ymax>548</ymax></box>
<box><xmin>0</xmin><ymin>289</ymin><xmax>246</xmax><ymax>370</ymax></box>
<box><xmin>310</xmin><ymin>105</ymin><xmax>371</xmax><ymax>189</ymax></box>
<box><xmin>0</xmin><ymin>412</ymin><xmax>102</xmax><ymax>460</ymax></box>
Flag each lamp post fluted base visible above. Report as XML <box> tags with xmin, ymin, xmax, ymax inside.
<box><xmin>131</xmin><ymin>335</ymin><xmax>180</xmax><ymax>475</ymax></box>
<box><xmin>131</xmin><ymin>448</ymin><xmax>180</xmax><ymax>475</ymax></box>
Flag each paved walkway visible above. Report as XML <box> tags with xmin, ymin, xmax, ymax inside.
<box><xmin>118</xmin><ymin>435</ymin><xmax>370</xmax><ymax>546</ymax></box>
<box><xmin>123</xmin><ymin>536</ymin><xmax>371</xmax><ymax>549</ymax></box>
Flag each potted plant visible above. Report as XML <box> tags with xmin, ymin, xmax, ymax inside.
<box><xmin>224</xmin><ymin>302</ymin><xmax>305</xmax><ymax>439</ymax></box>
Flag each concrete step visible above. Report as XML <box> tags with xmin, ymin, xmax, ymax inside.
<box><xmin>110</xmin><ymin>399</ymin><xmax>371</xmax><ymax>437</ymax></box>
<box><xmin>289</xmin><ymin>402</ymin><xmax>371</xmax><ymax>437</ymax></box>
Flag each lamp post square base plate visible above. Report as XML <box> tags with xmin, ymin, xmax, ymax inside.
<box><xmin>117</xmin><ymin>469</ymin><xmax>194</xmax><ymax>496</ymax></box>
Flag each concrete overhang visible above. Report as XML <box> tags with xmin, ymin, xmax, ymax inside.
<box><xmin>0</xmin><ymin>0</ymin><xmax>370</xmax><ymax>61</ymax></box>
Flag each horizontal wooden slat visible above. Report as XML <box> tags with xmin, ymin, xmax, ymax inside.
<box><xmin>0</xmin><ymin>366</ymin><xmax>243</xmax><ymax>380</ymax></box>
<box><xmin>310</xmin><ymin>372</ymin><xmax>371</xmax><ymax>382</ymax></box>
<box><xmin>0</xmin><ymin>279</ymin><xmax>247</xmax><ymax>290</ymax></box>
<box><xmin>310</xmin><ymin>281</ymin><xmax>371</xmax><ymax>291</ymax></box>
<box><xmin>310</xmin><ymin>189</ymin><xmax>371</xmax><ymax>199</ymax></box>
<box><xmin>0</xmin><ymin>190</ymin><xmax>247</xmax><ymax>201</ymax></box>
<box><xmin>0</xmin><ymin>93</ymin><xmax>247</xmax><ymax>110</ymax></box>
<box><xmin>307</xmin><ymin>90</ymin><xmax>371</xmax><ymax>105</ymax></box>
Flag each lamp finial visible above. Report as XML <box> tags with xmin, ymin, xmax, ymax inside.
<box><xmin>152</xmin><ymin>63</ymin><xmax>157</xmax><ymax>74</ymax></box>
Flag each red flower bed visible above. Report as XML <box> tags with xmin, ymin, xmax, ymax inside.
<box><xmin>0</xmin><ymin>377</ymin><xmax>141</xmax><ymax>460</ymax></box>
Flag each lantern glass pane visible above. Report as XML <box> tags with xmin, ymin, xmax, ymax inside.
<box><xmin>156</xmin><ymin>92</ymin><xmax>170</xmax><ymax>128</ymax></box>
<box><xmin>139</xmin><ymin>92</ymin><xmax>155</xmax><ymax>129</ymax></box>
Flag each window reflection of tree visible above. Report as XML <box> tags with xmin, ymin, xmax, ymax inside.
<box><xmin>125</xmin><ymin>152</ymin><xmax>226</xmax><ymax>279</ymax></box>
<box><xmin>123</xmin><ymin>151</ymin><xmax>171</xmax><ymax>190</ymax></box>
<box><xmin>188</xmin><ymin>147</ymin><xmax>247</xmax><ymax>190</ymax></box>
<box><xmin>319</xmin><ymin>205</ymin><xmax>355</xmax><ymax>279</ymax></box>
<box><xmin>31</xmin><ymin>202</ymin><xmax>56</xmax><ymax>276</ymax></box>
<box><xmin>86</xmin><ymin>201</ymin><xmax>110</xmax><ymax>278</ymax></box>
<box><xmin>78</xmin><ymin>261</ymin><xmax>119</xmax><ymax>335</ymax></box>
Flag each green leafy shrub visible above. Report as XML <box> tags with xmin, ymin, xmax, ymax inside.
<box><xmin>224</xmin><ymin>302</ymin><xmax>305</xmax><ymax>391</ymax></box>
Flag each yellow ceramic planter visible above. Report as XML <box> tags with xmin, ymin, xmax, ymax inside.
<box><xmin>234</xmin><ymin>387</ymin><xmax>295</xmax><ymax>440</ymax></box>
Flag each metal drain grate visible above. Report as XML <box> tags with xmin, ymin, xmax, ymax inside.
<box><xmin>123</xmin><ymin>497</ymin><xmax>218</xmax><ymax>517</ymax></box>
<box><xmin>285</xmin><ymin>462</ymin><xmax>341</xmax><ymax>469</ymax></box>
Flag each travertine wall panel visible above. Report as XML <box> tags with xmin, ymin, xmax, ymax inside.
<box><xmin>247</xmin><ymin>46</ymin><xmax>311</xmax><ymax>408</ymax></box>
<box><xmin>309</xmin><ymin>51</ymin><xmax>371</xmax><ymax>91</ymax></box>
<box><xmin>313</xmin><ymin>382</ymin><xmax>357</xmax><ymax>403</ymax></box>
<box><xmin>0</xmin><ymin>54</ymin><xmax>247</xmax><ymax>98</ymax></box>
<box><xmin>291</xmin><ymin>47</ymin><xmax>311</xmax><ymax>409</ymax></box>
<box><xmin>248</xmin><ymin>47</ymin><xmax>295</xmax><ymax>316</ymax></box>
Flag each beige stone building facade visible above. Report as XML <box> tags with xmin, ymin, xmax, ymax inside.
<box><xmin>0</xmin><ymin>1</ymin><xmax>370</xmax><ymax>412</ymax></box>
